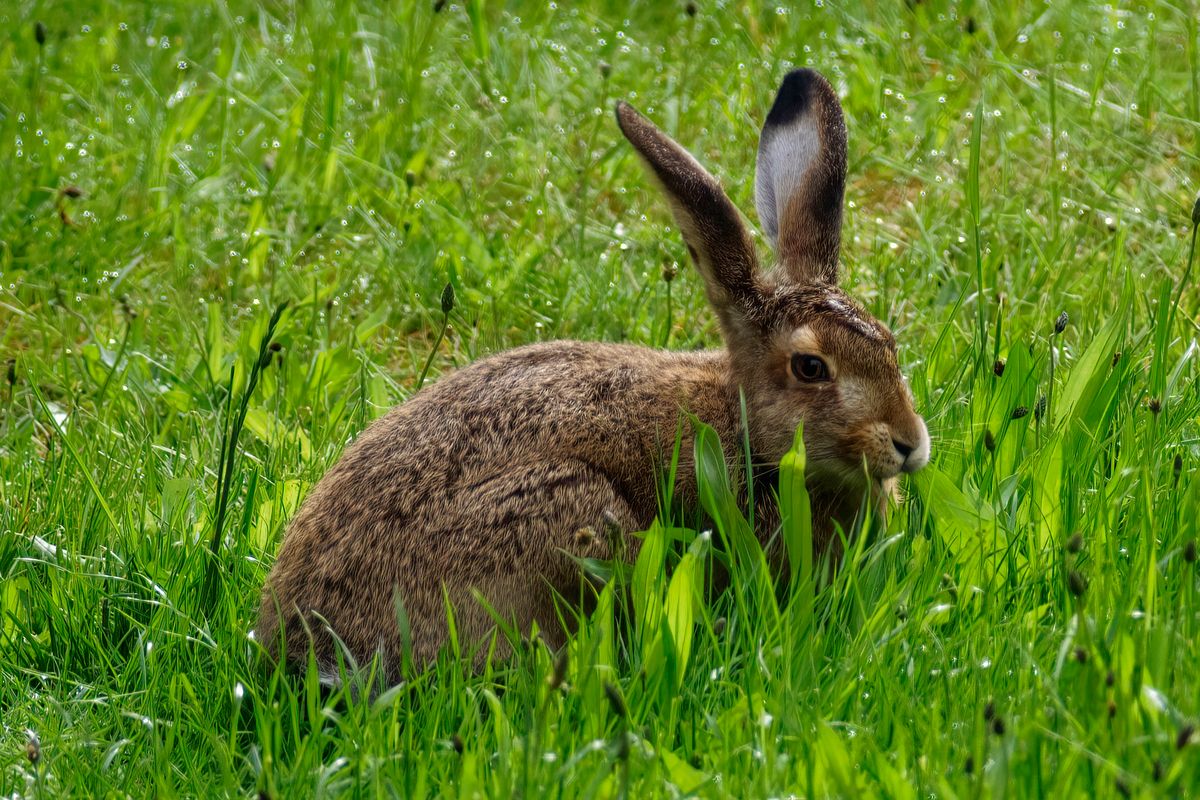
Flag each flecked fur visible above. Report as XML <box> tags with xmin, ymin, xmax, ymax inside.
<box><xmin>257</xmin><ymin>68</ymin><xmax>930</xmax><ymax>679</ymax></box>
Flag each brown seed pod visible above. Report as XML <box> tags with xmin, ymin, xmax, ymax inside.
<box><xmin>604</xmin><ymin>682</ymin><xmax>628</xmax><ymax>719</ymax></box>
<box><xmin>548</xmin><ymin>648</ymin><xmax>569</xmax><ymax>689</ymax></box>
<box><xmin>1178</xmin><ymin>723</ymin><xmax>1196</xmax><ymax>750</ymax></box>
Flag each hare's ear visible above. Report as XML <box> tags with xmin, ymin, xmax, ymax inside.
<box><xmin>755</xmin><ymin>69</ymin><xmax>847</xmax><ymax>286</ymax></box>
<box><xmin>615</xmin><ymin>101</ymin><xmax>762</xmax><ymax>334</ymax></box>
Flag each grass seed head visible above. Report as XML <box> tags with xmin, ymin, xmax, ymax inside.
<box><xmin>991</xmin><ymin>716</ymin><xmax>1006</xmax><ymax>736</ymax></box>
<box><xmin>1174</xmin><ymin>454</ymin><xmax>1183</xmax><ymax>487</ymax></box>
<box><xmin>433</xmin><ymin>0</ymin><xmax>447</xmax><ymax>11</ymax></box>
<box><xmin>599</xmin><ymin>61</ymin><xmax>611</xmax><ymax>79</ymax></box>
<box><xmin>441</xmin><ymin>282</ymin><xmax>455</xmax><ymax>315</ymax></box>
<box><xmin>1068</xmin><ymin>569</ymin><xmax>1088</xmax><ymax>597</ymax></box>
<box><xmin>1034</xmin><ymin>395</ymin><xmax>1047</xmax><ymax>420</ymax></box>
<box><xmin>1192</xmin><ymin>192</ymin><xmax>1200</xmax><ymax>227</ymax></box>
<box><xmin>1115</xmin><ymin>777</ymin><xmax>1131</xmax><ymax>798</ymax></box>
<box><xmin>1054</xmin><ymin>311</ymin><xmax>1069</xmax><ymax>334</ymax></box>
<box><xmin>983</xmin><ymin>430</ymin><xmax>995</xmax><ymax>452</ymax></box>
<box><xmin>1106</xmin><ymin>670</ymin><xmax>1115</xmax><ymax>687</ymax></box>
<box><xmin>1185</xmin><ymin>540</ymin><xmax>1197</xmax><ymax>564</ymax></box>
<box><xmin>604</xmin><ymin>682</ymin><xmax>628</xmax><ymax>719</ymax></box>
<box><xmin>993</xmin><ymin>359</ymin><xmax>1005</xmax><ymax>376</ymax></box>
<box><xmin>685</xmin><ymin>1</ymin><xmax>697</xmax><ymax>17</ymax></box>
<box><xmin>1177</xmin><ymin>723</ymin><xmax>1195</xmax><ymax>750</ymax></box>
<box><xmin>573</xmin><ymin>526</ymin><xmax>595</xmax><ymax>547</ymax></box>
<box><xmin>1107</xmin><ymin>699</ymin><xmax>1117</xmax><ymax>718</ymax></box>
<box><xmin>451</xmin><ymin>733</ymin><xmax>464</xmax><ymax>754</ymax></box>
<box><xmin>549</xmin><ymin>648</ymin><xmax>569</xmax><ymax>690</ymax></box>
<box><xmin>602</xmin><ymin>510</ymin><xmax>622</xmax><ymax>538</ymax></box>
<box><xmin>1147</xmin><ymin>398</ymin><xmax>1162</xmax><ymax>415</ymax></box>
<box><xmin>25</xmin><ymin>730</ymin><xmax>40</xmax><ymax>764</ymax></box>
<box><xmin>964</xmin><ymin>755</ymin><xmax>974</xmax><ymax>774</ymax></box>
<box><xmin>1111</xmin><ymin>351</ymin><xmax>1121</xmax><ymax>367</ymax></box>
<box><xmin>1066</xmin><ymin>532</ymin><xmax>1084</xmax><ymax>554</ymax></box>
<box><xmin>983</xmin><ymin>700</ymin><xmax>995</xmax><ymax>721</ymax></box>
<box><xmin>35</xmin><ymin>21</ymin><xmax>46</xmax><ymax>46</ymax></box>
<box><xmin>1073</xmin><ymin>647</ymin><xmax>1088</xmax><ymax>664</ymax></box>
<box><xmin>616</xmin><ymin>731</ymin><xmax>631</xmax><ymax>760</ymax></box>
<box><xmin>6</xmin><ymin>359</ymin><xmax>15</xmax><ymax>387</ymax></box>
<box><xmin>1011</xmin><ymin>406</ymin><xmax>1029</xmax><ymax>419</ymax></box>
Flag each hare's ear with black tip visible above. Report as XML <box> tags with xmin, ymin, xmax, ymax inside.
<box><xmin>615</xmin><ymin>101</ymin><xmax>762</xmax><ymax>338</ymax></box>
<box><xmin>755</xmin><ymin>68</ymin><xmax>847</xmax><ymax>287</ymax></box>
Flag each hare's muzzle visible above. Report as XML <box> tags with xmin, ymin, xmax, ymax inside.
<box><xmin>891</xmin><ymin>415</ymin><xmax>930</xmax><ymax>475</ymax></box>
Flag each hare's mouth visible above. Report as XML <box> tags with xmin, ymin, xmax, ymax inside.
<box><xmin>803</xmin><ymin>458</ymin><xmax>878</xmax><ymax>494</ymax></box>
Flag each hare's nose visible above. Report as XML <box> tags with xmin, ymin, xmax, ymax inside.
<box><xmin>893</xmin><ymin>417</ymin><xmax>931</xmax><ymax>473</ymax></box>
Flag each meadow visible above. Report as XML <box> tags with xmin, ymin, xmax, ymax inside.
<box><xmin>2</xmin><ymin>0</ymin><xmax>1199</xmax><ymax>796</ymax></box>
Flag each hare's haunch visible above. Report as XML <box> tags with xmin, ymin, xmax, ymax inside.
<box><xmin>257</xmin><ymin>69</ymin><xmax>930</xmax><ymax>678</ymax></box>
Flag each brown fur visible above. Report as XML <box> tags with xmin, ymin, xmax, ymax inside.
<box><xmin>257</xmin><ymin>69</ymin><xmax>930</xmax><ymax>679</ymax></box>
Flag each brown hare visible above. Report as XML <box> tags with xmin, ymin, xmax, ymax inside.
<box><xmin>257</xmin><ymin>69</ymin><xmax>930</xmax><ymax>679</ymax></box>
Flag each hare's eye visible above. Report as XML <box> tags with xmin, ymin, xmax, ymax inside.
<box><xmin>791</xmin><ymin>354</ymin><xmax>830</xmax><ymax>383</ymax></box>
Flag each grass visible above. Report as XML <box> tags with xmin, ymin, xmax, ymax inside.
<box><xmin>2</xmin><ymin>0</ymin><xmax>1199</xmax><ymax>796</ymax></box>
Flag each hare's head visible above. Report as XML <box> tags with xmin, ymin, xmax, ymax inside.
<box><xmin>617</xmin><ymin>69</ymin><xmax>929</xmax><ymax>489</ymax></box>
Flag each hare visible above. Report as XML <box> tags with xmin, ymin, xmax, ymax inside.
<box><xmin>256</xmin><ymin>69</ymin><xmax>930</xmax><ymax>679</ymax></box>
